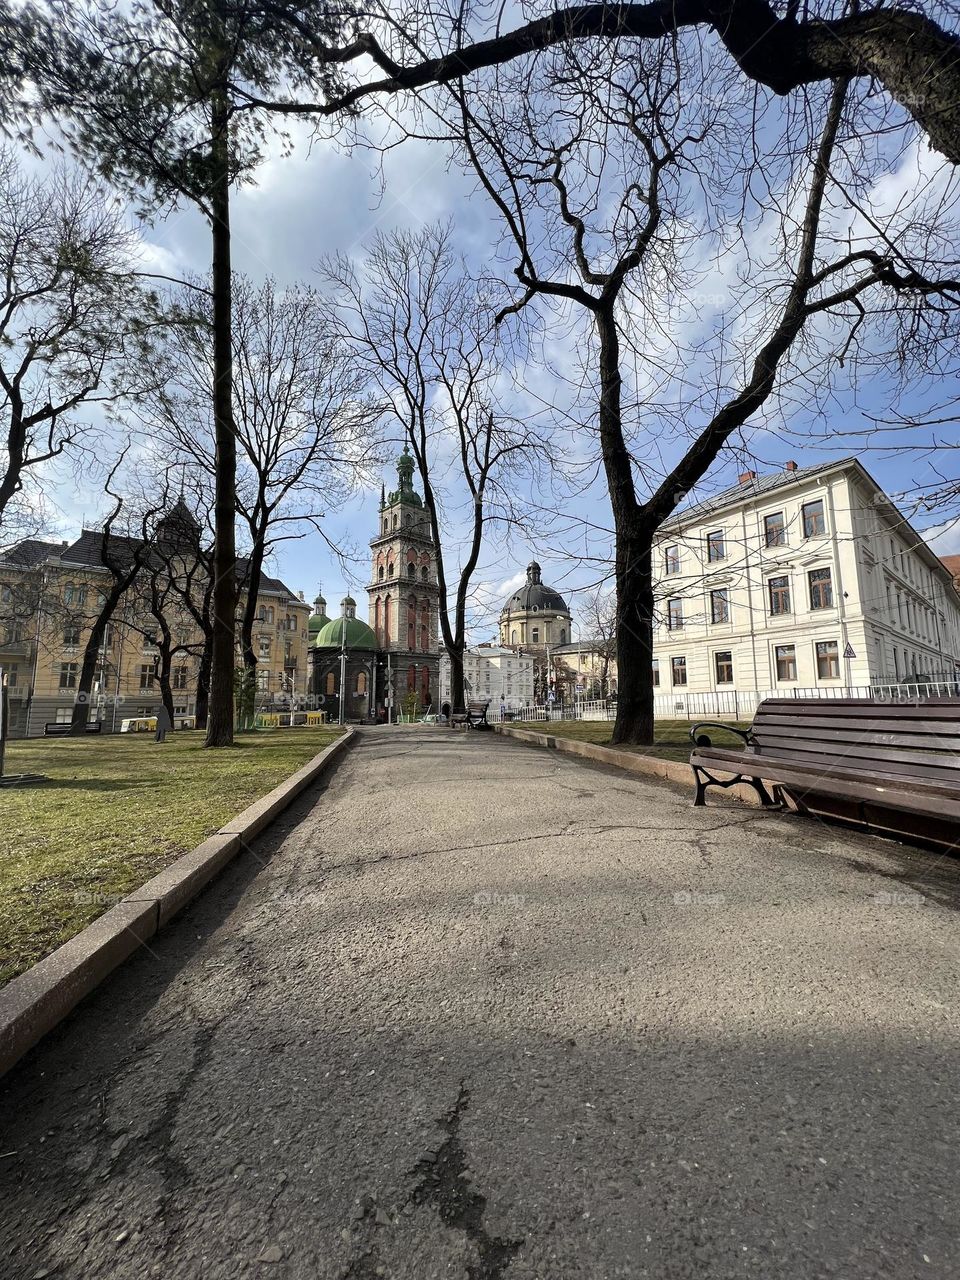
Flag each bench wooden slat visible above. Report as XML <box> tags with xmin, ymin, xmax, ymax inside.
<box><xmin>757</xmin><ymin>727</ymin><xmax>960</xmax><ymax>762</ymax></box>
<box><xmin>757</xmin><ymin>697</ymin><xmax>960</xmax><ymax>715</ymax></box>
<box><xmin>693</xmin><ymin>744</ymin><xmax>960</xmax><ymax>796</ymax></box>
<box><xmin>755</xmin><ymin>713</ymin><xmax>960</xmax><ymax>739</ymax></box>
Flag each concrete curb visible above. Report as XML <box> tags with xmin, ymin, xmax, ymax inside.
<box><xmin>493</xmin><ymin>723</ymin><xmax>776</xmax><ymax>807</ymax></box>
<box><xmin>0</xmin><ymin>728</ymin><xmax>356</xmax><ymax>1079</ymax></box>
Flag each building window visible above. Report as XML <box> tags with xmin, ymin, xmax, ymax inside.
<box><xmin>768</xmin><ymin>575</ymin><xmax>791</xmax><ymax>616</ymax></box>
<box><xmin>764</xmin><ymin>512</ymin><xmax>785</xmax><ymax>547</ymax></box>
<box><xmin>63</xmin><ymin>624</ymin><xmax>81</xmax><ymax>647</ymax></box>
<box><xmin>559</xmin><ymin>628</ymin><xmax>566</xmax><ymax>644</ymax></box>
<box><xmin>0</xmin><ymin>585</ymin><xmax>10</xmax><ymax>603</ymax></box>
<box><xmin>59</xmin><ymin>662</ymin><xmax>78</xmax><ymax>689</ymax></box>
<box><xmin>64</xmin><ymin>584</ymin><xmax>86</xmax><ymax>605</ymax></box>
<box><xmin>816</xmin><ymin>640</ymin><xmax>840</xmax><ymax>679</ymax></box>
<box><xmin>173</xmin><ymin>666</ymin><xmax>189</xmax><ymax>690</ymax></box>
<box><xmin>531</xmin><ymin>627</ymin><xmax>539</xmax><ymax>643</ymax></box>
<box><xmin>664</xmin><ymin>545</ymin><xmax>680</xmax><ymax>575</ymax></box>
<box><xmin>710</xmin><ymin>589</ymin><xmax>729</xmax><ymax>624</ymax></box>
<box><xmin>715</xmin><ymin>651</ymin><xmax>734</xmax><ymax>684</ymax></box>
<box><xmin>652</xmin><ymin>659</ymin><xmax>659</xmax><ymax>687</ymax></box>
<box><xmin>511</xmin><ymin>629</ymin><xmax>517</xmax><ymax>644</ymax></box>
<box><xmin>55</xmin><ymin>707</ymin><xmax>72</xmax><ymax>724</ymax></box>
<box><xmin>378</xmin><ymin>566</ymin><xmax>384</xmax><ymax>582</ymax></box>
<box><xmin>139</xmin><ymin>664</ymin><xmax>155</xmax><ymax>690</ymax></box>
<box><xmin>421</xmin><ymin>564</ymin><xmax>429</xmax><ymax>580</ymax></box>
<box><xmin>671</xmin><ymin>656</ymin><xmax>687</xmax><ymax>686</ymax></box>
<box><xmin>706</xmin><ymin>530</ymin><xmax>725</xmax><ymax>562</ymax></box>
<box><xmin>808</xmin><ymin>567</ymin><xmax>833</xmax><ymax>610</ymax></box>
<box><xmin>258</xmin><ymin>637</ymin><xmax>271</xmax><ymax>659</ymax></box>
<box><xmin>323</xmin><ymin>671</ymin><xmax>335</xmax><ymax>695</ymax></box>
<box><xmin>802</xmin><ymin>499</ymin><xmax>826</xmax><ymax>538</ymax></box>
<box><xmin>407</xmin><ymin>562</ymin><xmax>416</xmax><ymax>577</ymax></box>
<box><xmin>775</xmin><ymin>644</ymin><xmax>797</xmax><ymax>681</ymax></box>
<box><xmin>667</xmin><ymin>598</ymin><xmax>683</xmax><ymax>630</ymax></box>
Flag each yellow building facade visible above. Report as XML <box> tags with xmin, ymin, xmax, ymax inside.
<box><xmin>0</xmin><ymin>527</ymin><xmax>311</xmax><ymax>737</ymax></box>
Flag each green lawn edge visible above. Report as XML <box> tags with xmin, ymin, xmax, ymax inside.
<box><xmin>0</xmin><ymin>727</ymin><xmax>343</xmax><ymax>985</ymax></box>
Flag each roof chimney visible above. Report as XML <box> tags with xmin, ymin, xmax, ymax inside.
<box><xmin>785</xmin><ymin>460</ymin><xmax>798</xmax><ymax>472</ymax></box>
<box><xmin>738</xmin><ymin>470</ymin><xmax>757</xmax><ymax>485</ymax></box>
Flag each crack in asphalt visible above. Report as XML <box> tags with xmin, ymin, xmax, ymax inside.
<box><xmin>410</xmin><ymin>1082</ymin><xmax>523</xmax><ymax>1280</ymax></box>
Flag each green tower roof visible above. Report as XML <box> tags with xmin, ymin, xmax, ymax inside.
<box><xmin>314</xmin><ymin>615</ymin><xmax>377</xmax><ymax>651</ymax></box>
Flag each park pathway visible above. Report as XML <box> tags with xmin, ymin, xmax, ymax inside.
<box><xmin>2</xmin><ymin>726</ymin><xmax>960</xmax><ymax>1279</ymax></box>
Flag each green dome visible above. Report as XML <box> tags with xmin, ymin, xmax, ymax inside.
<box><xmin>308</xmin><ymin>611</ymin><xmax>330</xmax><ymax>636</ymax></box>
<box><xmin>314</xmin><ymin>615</ymin><xmax>377</xmax><ymax>651</ymax></box>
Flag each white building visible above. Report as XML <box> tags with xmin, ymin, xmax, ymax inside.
<box><xmin>651</xmin><ymin>458</ymin><xmax>960</xmax><ymax>697</ymax></box>
<box><xmin>439</xmin><ymin>645</ymin><xmax>535</xmax><ymax>708</ymax></box>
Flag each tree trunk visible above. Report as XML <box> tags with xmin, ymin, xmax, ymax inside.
<box><xmin>610</xmin><ymin>534</ymin><xmax>655</xmax><ymax>745</ymax></box>
<box><xmin>238</xmin><ymin>534</ymin><xmax>266</xmax><ymax>729</ymax></box>
<box><xmin>204</xmin><ymin>90</ymin><xmax>237</xmax><ymax>747</ymax></box>
<box><xmin>156</xmin><ymin>646</ymin><xmax>175</xmax><ymax>728</ymax></box>
<box><xmin>195</xmin><ymin>633</ymin><xmax>213</xmax><ymax>730</ymax></box>
<box><xmin>448</xmin><ymin>646</ymin><xmax>466</xmax><ymax>715</ymax></box>
<box><xmin>70</xmin><ymin>588</ymin><xmax>125</xmax><ymax>733</ymax></box>
<box><xmin>592</xmin><ymin>302</ymin><xmax>656</xmax><ymax>746</ymax></box>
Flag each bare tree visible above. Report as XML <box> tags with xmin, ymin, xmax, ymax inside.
<box><xmin>326</xmin><ymin>224</ymin><xmax>547</xmax><ymax>715</ymax></box>
<box><xmin>9</xmin><ymin>0</ymin><xmax>355</xmax><ymax>746</ymax></box>
<box><xmin>238</xmin><ymin>0</ymin><xmax>960</xmax><ymax>166</ymax></box>
<box><xmin>0</xmin><ymin>148</ymin><xmax>144</xmax><ymax>536</ymax></box>
<box><xmin>439</xmin><ymin>42</ymin><xmax>960</xmax><ymax>743</ymax></box>
<box><xmin>143</xmin><ymin>274</ymin><xmax>378</xmax><ymax>718</ymax></box>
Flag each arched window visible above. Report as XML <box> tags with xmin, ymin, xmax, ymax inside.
<box><xmin>421</xmin><ymin>666</ymin><xmax>431</xmax><ymax>703</ymax></box>
<box><xmin>356</xmin><ymin>671</ymin><xmax>368</xmax><ymax>695</ymax></box>
<box><xmin>382</xmin><ymin>519</ymin><xmax>388</xmax><ymax>534</ymax></box>
<box><xmin>407</xmin><ymin>562</ymin><xmax>416</xmax><ymax>578</ymax></box>
<box><xmin>393</xmin><ymin>514</ymin><xmax>398</xmax><ymax>529</ymax></box>
<box><xmin>560</xmin><ymin>628</ymin><xmax>567</xmax><ymax>644</ymax></box>
<box><xmin>325</xmin><ymin>671</ymin><xmax>336</xmax><ymax>695</ymax></box>
<box><xmin>407</xmin><ymin>664</ymin><xmax>416</xmax><ymax>691</ymax></box>
<box><xmin>265</xmin><ymin>606</ymin><xmax>275</xmax><ymax>624</ymax></box>
<box><xmin>383</xmin><ymin>595</ymin><xmax>392</xmax><ymax>646</ymax></box>
<box><xmin>511</xmin><ymin>629</ymin><xmax>517</xmax><ymax>644</ymax></box>
<box><xmin>421</xmin><ymin>564</ymin><xmax>429</xmax><ymax>580</ymax></box>
<box><xmin>374</xmin><ymin>597</ymin><xmax>382</xmax><ymax>641</ymax></box>
<box><xmin>378</xmin><ymin>565</ymin><xmax>385</xmax><ymax>582</ymax></box>
<box><xmin>388</xmin><ymin>562</ymin><xmax>395</xmax><ymax>577</ymax></box>
<box><xmin>407</xmin><ymin>595</ymin><xmax>416</xmax><ymax>649</ymax></box>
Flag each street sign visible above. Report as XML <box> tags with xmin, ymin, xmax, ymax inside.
<box><xmin>843</xmin><ymin>643</ymin><xmax>856</xmax><ymax>659</ymax></box>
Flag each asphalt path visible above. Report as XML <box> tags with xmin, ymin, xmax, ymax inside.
<box><xmin>2</xmin><ymin>726</ymin><xmax>959</xmax><ymax>1280</ymax></box>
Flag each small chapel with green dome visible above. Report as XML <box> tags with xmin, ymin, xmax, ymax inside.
<box><xmin>308</xmin><ymin>447</ymin><xmax>440</xmax><ymax>721</ymax></box>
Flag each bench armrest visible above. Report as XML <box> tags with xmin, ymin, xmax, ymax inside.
<box><xmin>689</xmin><ymin>721</ymin><xmax>755</xmax><ymax>748</ymax></box>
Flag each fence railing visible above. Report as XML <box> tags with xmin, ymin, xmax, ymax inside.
<box><xmin>496</xmin><ymin>680</ymin><xmax>960</xmax><ymax>725</ymax></box>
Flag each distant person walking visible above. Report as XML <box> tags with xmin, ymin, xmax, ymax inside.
<box><xmin>155</xmin><ymin>705</ymin><xmax>171</xmax><ymax>743</ymax></box>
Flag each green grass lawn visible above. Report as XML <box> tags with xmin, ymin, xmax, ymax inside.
<box><xmin>0</xmin><ymin>727</ymin><xmax>342</xmax><ymax>985</ymax></box>
<box><xmin>511</xmin><ymin>718</ymin><xmax>751</xmax><ymax>764</ymax></box>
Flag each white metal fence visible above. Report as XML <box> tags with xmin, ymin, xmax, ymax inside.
<box><xmin>496</xmin><ymin>680</ymin><xmax>960</xmax><ymax>725</ymax></box>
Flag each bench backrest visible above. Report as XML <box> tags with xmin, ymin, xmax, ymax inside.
<box><xmin>752</xmin><ymin>698</ymin><xmax>960</xmax><ymax>785</ymax></box>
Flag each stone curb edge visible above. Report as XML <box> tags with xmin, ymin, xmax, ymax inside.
<box><xmin>493</xmin><ymin>723</ymin><xmax>776</xmax><ymax>806</ymax></box>
<box><xmin>0</xmin><ymin>727</ymin><xmax>356</xmax><ymax>1080</ymax></box>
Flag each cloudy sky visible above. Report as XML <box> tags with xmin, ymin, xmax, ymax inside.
<box><xmin>22</xmin><ymin>71</ymin><xmax>960</xmax><ymax>642</ymax></box>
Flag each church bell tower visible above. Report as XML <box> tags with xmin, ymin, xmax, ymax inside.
<box><xmin>368</xmin><ymin>446</ymin><xmax>440</xmax><ymax>710</ymax></box>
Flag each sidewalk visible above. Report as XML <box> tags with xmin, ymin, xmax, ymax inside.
<box><xmin>1</xmin><ymin>726</ymin><xmax>958</xmax><ymax>1279</ymax></box>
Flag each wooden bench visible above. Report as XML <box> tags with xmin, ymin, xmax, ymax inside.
<box><xmin>44</xmin><ymin>721</ymin><xmax>103</xmax><ymax>737</ymax></box>
<box><xmin>689</xmin><ymin>697</ymin><xmax>960</xmax><ymax>849</ymax></box>
<box><xmin>465</xmin><ymin>700</ymin><xmax>491</xmax><ymax>730</ymax></box>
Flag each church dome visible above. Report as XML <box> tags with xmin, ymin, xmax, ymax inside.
<box><xmin>502</xmin><ymin>561</ymin><xmax>569</xmax><ymax>616</ymax></box>
<box><xmin>314</xmin><ymin>616</ymin><xmax>377</xmax><ymax>651</ymax></box>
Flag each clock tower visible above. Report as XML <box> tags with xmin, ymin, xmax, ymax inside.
<box><xmin>368</xmin><ymin>446</ymin><xmax>440</xmax><ymax>711</ymax></box>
